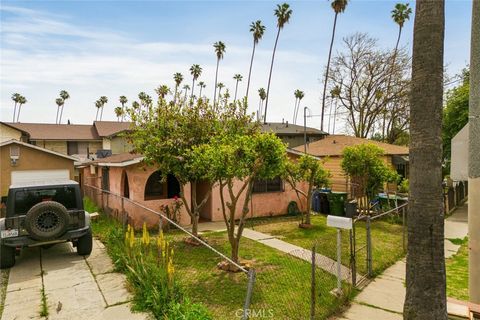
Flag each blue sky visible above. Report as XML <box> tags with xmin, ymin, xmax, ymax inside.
<box><xmin>0</xmin><ymin>0</ymin><xmax>473</xmax><ymax>132</ymax></box>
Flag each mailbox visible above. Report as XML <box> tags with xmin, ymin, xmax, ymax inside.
<box><xmin>327</xmin><ymin>215</ymin><xmax>353</xmax><ymax>230</ymax></box>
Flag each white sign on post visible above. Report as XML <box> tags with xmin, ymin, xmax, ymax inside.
<box><xmin>327</xmin><ymin>215</ymin><xmax>353</xmax><ymax>229</ymax></box>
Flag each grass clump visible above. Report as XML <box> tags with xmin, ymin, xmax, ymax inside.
<box><xmin>446</xmin><ymin>237</ymin><xmax>468</xmax><ymax>301</ymax></box>
<box><xmin>92</xmin><ymin>213</ymin><xmax>211</xmax><ymax>320</ymax></box>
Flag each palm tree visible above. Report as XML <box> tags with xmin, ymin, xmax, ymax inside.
<box><xmin>189</xmin><ymin>64</ymin><xmax>202</xmax><ymax>101</ymax></box>
<box><xmin>233</xmin><ymin>74</ymin><xmax>243</xmax><ymax>101</ymax></box>
<box><xmin>216</xmin><ymin>82</ymin><xmax>225</xmax><ymax>102</ymax></box>
<box><xmin>58</xmin><ymin>90</ymin><xmax>70</xmax><ymax>124</ymax></box>
<box><xmin>320</xmin><ymin>0</ymin><xmax>348</xmax><ymax>131</ymax></box>
<box><xmin>11</xmin><ymin>93</ymin><xmax>21</xmax><ymax>122</ymax></box>
<box><xmin>95</xmin><ymin>100</ymin><xmax>102</xmax><ymax>121</ymax></box>
<box><xmin>264</xmin><ymin>3</ymin><xmax>292</xmax><ymax>124</ymax></box>
<box><xmin>119</xmin><ymin>95</ymin><xmax>128</xmax><ymax>121</ymax></box>
<box><xmin>382</xmin><ymin>2</ymin><xmax>413</xmax><ymax>139</ymax></box>
<box><xmin>198</xmin><ymin>81</ymin><xmax>206</xmax><ymax>100</ymax></box>
<box><xmin>182</xmin><ymin>84</ymin><xmax>190</xmax><ymax>104</ymax></box>
<box><xmin>403</xmin><ymin>0</ymin><xmax>446</xmax><ymax>318</ymax></box>
<box><xmin>293</xmin><ymin>89</ymin><xmax>304</xmax><ymax>124</ymax></box>
<box><xmin>246</xmin><ymin>20</ymin><xmax>266</xmax><ymax>100</ymax></box>
<box><xmin>173</xmin><ymin>72</ymin><xmax>184</xmax><ymax>103</ymax></box>
<box><xmin>56</xmin><ymin>98</ymin><xmax>64</xmax><ymax>123</ymax></box>
<box><xmin>15</xmin><ymin>95</ymin><xmax>27</xmax><ymax>122</ymax></box>
<box><xmin>114</xmin><ymin>106</ymin><xmax>123</xmax><ymax>121</ymax></box>
<box><xmin>99</xmin><ymin>96</ymin><xmax>108</xmax><ymax>121</ymax></box>
<box><xmin>258</xmin><ymin>88</ymin><xmax>266</xmax><ymax>121</ymax></box>
<box><xmin>155</xmin><ymin>85</ymin><xmax>170</xmax><ymax>100</ymax></box>
<box><xmin>213</xmin><ymin>41</ymin><xmax>226</xmax><ymax>106</ymax></box>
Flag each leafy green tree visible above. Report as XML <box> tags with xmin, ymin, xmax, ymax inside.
<box><xmin>155</xmin><ymin>85</ymin><xmax>170</xmax><ymax>101</ymax></box>
<box><xmin>321</xmin><ymin>0</ymin><xmax>348</xmax><ymax>131</ymax></box>
<box><xmin>192</xmin><ymin>129</ymin><xmax>287</xmax><ymax>264</ymax></box>
<box><xmin>264</xmin><ymin>3</ymin><xmax>292</xmax><ymax>123</ymax></box>
<box><xmin>58</xmin><ymin>90</ymin><xmax>70</xmax><ymax>124</ymax></box>
<box><xmin>442</xmin><ymin>68</ymin><xmax>469</xmax><ymax>173</ymax></box>
<box><xmin>246</xmin><ymin>20</ymin><xmax>266</xmax><ymax>100</ymax></box>
<box><xmin>285</xmin><ymin>155</ymin><xmax>330</xmax><ymax>226</ymax></box>
<box><xmin>341</xmin><ymin>143</ymin><xmax>399</xmax><ymax>201</ymax></box>
<box><xmin>213</xmin><ymin>41</ymin><xmax>226</xmax><ymax>107</ymax></box>
<box><xmin>126</xmin><ymin>98</ymin><xmax>219</xmax><ymax>237</ymax></box>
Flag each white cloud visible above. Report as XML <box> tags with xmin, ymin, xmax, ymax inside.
<box><xmin>0</xmin><ymin>5</ymin><xmax>339</xmax><ymax>131</ymax></box>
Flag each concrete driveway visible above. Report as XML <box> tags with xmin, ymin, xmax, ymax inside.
<box><xmin>1</xmin><ymin>239</ymin><xmax>149</xmax><ymax>320</ymax></box>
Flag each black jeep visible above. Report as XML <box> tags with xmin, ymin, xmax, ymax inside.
<box><xmin>0</xmin><ymin>180</ymin><xmax>92</xmax><ymax>269</ymax></box>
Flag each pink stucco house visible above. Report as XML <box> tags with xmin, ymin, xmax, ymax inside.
<box><xmin>80</xmin><ymin>149</ymin><xmax>310</xmax><ymax>229</ymax></box>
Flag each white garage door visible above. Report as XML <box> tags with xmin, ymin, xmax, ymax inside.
<box><xmin>11</xmin><ymin>170</ymin><xmax>70</xmax><ymax>185</ymax></box>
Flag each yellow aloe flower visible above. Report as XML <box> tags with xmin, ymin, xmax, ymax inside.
<box><xmin>129</xmin><ymin>227</ymin><xmax>135</xmax><ymax>248</ymax></box>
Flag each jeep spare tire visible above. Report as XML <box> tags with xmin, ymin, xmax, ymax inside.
<box><xmin>25</xmin><ymin>201</ymin><xmax>69</xmax><ymax>240</ymax></box>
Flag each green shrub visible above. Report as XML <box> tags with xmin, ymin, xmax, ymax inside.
<box><xmin>92</xmin><ymin>214</ymin><xmax>212</xmax><ymax>320</ymax></box>
<box><xmin>398</xmin><ymin>179</ymin><xmax>409</xmax><ymax>194</ymax></box>
<box><xmin>83</xmin><ymin>197</ymin><xmax>100</xmax><ymax>213</ymax></box>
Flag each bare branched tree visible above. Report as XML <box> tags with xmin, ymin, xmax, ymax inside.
<box><xmin>328</xmin><ymin>33</ymin><xmax>411</xmax><ymax>140</ymax></box>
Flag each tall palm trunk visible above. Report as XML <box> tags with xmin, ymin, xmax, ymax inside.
<box><xmin>264</xmin><ymin>27</ymin><xmax>282</xmax><ymax>124</ymax></box>
<box><xmin>293</xmin><ymin>97</ymin><xmax>299</xmax><ymax>124</ymax></box>
<box><xmin>199</xmin><ymin>86</ymin><xmax>203</xmax><ymax>99</ymax></box>
<box><xmin>56</xmin><ymin>106</ymin><xmax>61</xmax><ymax>124</ymax></box>
<box><xmin>246</xmin><ymin>41</ymin><xmax>256</xmax><ymax>100</ymax></box>
<box><xmin>321</xmin><ymin>12</ymin><xmax>339</xmax><ymax>131</ymax></box>
<box><xmin>213</xmin><ymin>59</ymin><xmax>220</xmax><ymax>106</ymax></box>
<box><xmin>100</xmin><ymin>106</ymin><xmax>104</xmax><ymax>121</ymax></box>
<box><xmin>59</xmin><ymin>105</ymin><xmax>65</xmax><ymax>124</ymax></box>
<box><xmin>382</xmin><ymin>25</ymin><xmax>403</xmax><ymax>140</ymax></box>
<box><xmin>95</xmin><ymin>108</ymin><xmax>99</xmax><ymax>121</ymax></box>
<box><xmin>403</xmin><ymin>1</ymin><xmax>446</xmax><ymax>319</ymax></box>
<box><xmin>234</xmin><ymin>80</ymin><xmax>239</xmax><ymax>101</ymax></box>
<box><xmin>12</xmin><ymin>103</ymin><xmax>17</xmax><ymax>122</ymax></box>
<box><xmin>191</xmin><ymin>79</ymin><xmax>195</xmax><ymax>102</ymax></box>
<box><xmin>174</xmin><ymin>86</ymin><xmax>178</xmax><ymax>104</ymax></box>
<box><xmin>16</xmin><ymin>105</ymin><xmax>22</xmax><ymax>122</ymax></box>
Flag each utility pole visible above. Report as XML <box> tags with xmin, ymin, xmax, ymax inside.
<box><xmin>469</xmin><ymin>0</ymin><xmax>480</xmax><ymax>304</ymax></box>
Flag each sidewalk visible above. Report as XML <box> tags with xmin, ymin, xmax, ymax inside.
<box><xmin>336</xmin><ymin>202</ymin><xmax>469</xmax><ymax>320</ymax></box>
<box><xmin>1</xmin><ymin>239</ymin><xmax>149</xmax><ymax>320</ymax></box>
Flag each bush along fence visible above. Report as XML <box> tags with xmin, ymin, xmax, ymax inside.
<box><xmin>83</xmin><ymin>184</ymin><xmax>360</xmax><ymax>320</ymax></box>
<box><xmin>444</xmin><ymin>181</ymin><xmax>468</xmax><ymax>214</ymax></box>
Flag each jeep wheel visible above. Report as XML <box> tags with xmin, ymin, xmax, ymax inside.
<box><xmin>0</xmin><ymin>245</ymin><xmax>15</xmax><ymax>269</ymax></box>
<box><xmin>77</xmin><ymin>228</ymin><xmax>92</xmax><ymax>256</ymax></box>
<box><xmin>25</xmin><ymin>201</ymin><xmax>69</xmax><ymax>241</ymax></box>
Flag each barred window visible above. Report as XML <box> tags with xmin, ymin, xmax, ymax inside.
<box><xmin>252</xmin><ymin>176</ymin><xmax>283</xmax><ymax>193</ymax></box>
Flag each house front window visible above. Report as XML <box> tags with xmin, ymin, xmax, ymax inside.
<box><xmin>144</xmin><ymin>171</ymin><xmax>180</xmax><ymax>200</ymax></box>
<box><xmin>252</xmin><ymin>176</ymin><xmax>284</xmax><ymax>193</ymax></box>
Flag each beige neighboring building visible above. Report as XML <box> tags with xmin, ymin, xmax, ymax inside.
<box><xmin>0</xmin><ymin>140</ymin><xmax>76</xmax><ymax>201</ymax></box>
<box><xmin>93</xmin><ymin>121</ymin><xmax>132</xmax><ymax>154</ymax></box>
<box><xmin>295</xmin><ymin>135</ymin><xmax>409</xmax><ymax>193</ymax></box>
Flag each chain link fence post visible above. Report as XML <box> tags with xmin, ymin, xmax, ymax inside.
<box><xmin>366</xmin><ymin>216</ymin><xmax>373</xmax><ymax>277</ymax></box>
<box><xmin>243</xmin><ymin>268</ymin><xmax>256</xmax><ymax>320</ymax></box>
<box><xmin>310</xmin><ymin>244</ymin><xmax>316</xmax><ymax>320</ymax></box>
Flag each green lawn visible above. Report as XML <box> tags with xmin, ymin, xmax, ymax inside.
<box><xmin>446</xmin><ymin>238</ymin><xmax>469</xmax><ymax>301</ymax></box>
<box><xmin>91</xmin><ymin>213</ymin><xmax>354</xmax><ymax>320</ymax></box>
<box><xmin>251</xmin><ymin>214</ymin><xmax>405</xmax><ymax>276</ymax></box>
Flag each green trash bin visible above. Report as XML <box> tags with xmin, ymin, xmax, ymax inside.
<box><xmin>327</xmin><ymin>192</ymin><xmax>348</xmax><ymax>216</ymax></box>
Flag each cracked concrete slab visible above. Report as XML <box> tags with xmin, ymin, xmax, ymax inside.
<box><xmin>1</xmin><ymin>240</ymin><xmax>149</xmax><ymax>320</ymax></box>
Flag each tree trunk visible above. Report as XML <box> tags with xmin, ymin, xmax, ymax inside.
<box><xmin>16</xmin><ymin>105</ymin><xmax>22</xmax><ymax>122</ymax></box>
<box><xmin>191</xmin><ymin>78</ymin><xmax>195</xmax><ymax>102</ymax></box>
<box><xmin>213</xmin><ymin>59</ymin><xmax>220</xmax><ymax>107</ymax></box>
<box><xmin>100</xmin><ymin>106</ymin><xmax>104</xmax><ymax>121</ymax></box>
<box><xmin>234</xmin><ymin>80</ymin><xmax>239</xmax><ymax>101</ymax></box>
<box><xmin>13</xmin><ymin>103</ymin><xmax>17</xmax><ymax>122</ymax></box>
<box><xmin>264</xmin><ymin>27</ymin><xmax>281</xmax><ymax>124</ymax></box>
<box><xmin>468</xmin><ymin>0</ymin><xmax>480</xmax><ymax>304</ymax></box>
<box><xmin>246</xmin><ymin>40</ymin><xmax>256</xmax><ymax>100</ymax></box>
<box><xmin>321</xmin><ymin>12</ymin><xmax>338</xmax><ymax>131</ymax></box>
<box><xmin>404</xmin><ymin>1</ymin><xmax>446</xmax><ymax>319</ymax></box>
<box><xmin>95</xmin><ymin>108</ymin><xmax>99</xmax><ymax>121</ymax></box>
<box><xmin>59</xmin><ymin>104</ymin><xmax>65</xmax><ymax>124</ymax></box>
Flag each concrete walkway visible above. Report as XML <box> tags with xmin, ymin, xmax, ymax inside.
<box><xmin>336</xmin><ymin>202</ymin><xmax>470</xmax><ymax>320</ymax></box>
<box><xmin>1</xmin><ymin>239</ymin><xmax>149</xmax><ymax>320</ymax></box>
